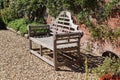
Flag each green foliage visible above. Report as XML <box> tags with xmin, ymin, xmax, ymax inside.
<box><xmin>77</xmin><ymin>10</ymin><xmax>92</xmax><ymax>26</ymax></box>
<box><xmin>90</xmin><ymin>25</ymin><xmax>120</xmax><ymax>43</ymax></box>
<box><xmin>1</xmin><ymin>8</ymin><xmax>13</xmax><ymax>24</ymax></box>
<box><xmin>46</xmin><ymin>0</ymin><xmax>98</xmax><ymax>19</ymax></box>
<box><xmin>93</xmin><ymin>57</ymin><xmax>120</xmax><ymax>78</ymax></box>
<box><xmin>1</xmin><ymin>0</ymin><xmax>47</xmax><ymax>23</ymax></box>
<box><xmin>46</xmin><ymin>0</ymin><xmax>63</xmax><ymax>17</ymax></box>
<box><xmin>90</xmin><ymin>25</ymin><xmax>113</xmax><ymax>40</ymax></box>
<box><xmin>96</xmin><ymin>0</ymin><xmax>119</xmax><ymax>23</ymax></box>
<box><xmin>19</xmin><ymin>24</ymin><xmax>27</xmax><ymax>36</ymax></box>
<box><xmin>114</xmin><ymin>28</ymin><xmax>120</xmax><ymax>37</ymax></box>
<box><xmin>46</xmin><ymin>0</ymin><xmax>119</xmax><ymax>27</ymax></box>
<box><xmin>8</xmin><ymin>18</ymin><xmax>27</xmax><ymax>31</ymax></box>
<box><xmin>7</xmin><ymin>18</ymin><xmax>44</xmax><ymax>36</ymax></box>
<box><xmin>0</xmin><ymin>0</ymin><xmax>119</xmax><ymax>40</ymax></box>
<box><xmin>8</xmin><ymin>18</ymin><xmax>28</xmax><ymax>35</ymax></box>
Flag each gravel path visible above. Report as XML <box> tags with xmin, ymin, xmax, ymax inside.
<box><xmin>0</xmin><ymin>30</ymin><xmax>97</xmax><ymax>80</ymax></box>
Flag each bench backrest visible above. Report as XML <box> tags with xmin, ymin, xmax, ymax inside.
<box><xmin>28</xmin><ymin>11</ymin><xmax>83</xmax><ymax>38</ymax></box>
<box><xmin>50</xmin><ymin>11</ymin><xmax>79</xmax><ymax>34</ymax></box>
<box><xmin>28</xmin><ymin>24</ymin><xmax>50</xmax><ymax>37</ymax></box>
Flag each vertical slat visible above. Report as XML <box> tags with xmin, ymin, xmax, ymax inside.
<box><xmin>40</xmin><ymin>45</ymin><xmax>42</xmax><ymax>56</ymax></box>
<box><xmin>29</xmin><ymin>40</ymin><xmax>32</xmax><ymax>50</ymax></box>
<box><xmin>28</xmin><ymin>25</ymin><xmax>31</xmax><ymax>37</ymax></box>
<box><xmin>77</xmin><ymin>37</ymin><xmax>80</xmax><ymax>55</ymax></box>
<box><xmin>53</xmin><ymin>35</ymin><xmax>58</xmax><ymax>70</ymax></box>
<box><xmin>77</xmin><ymin>35</ymin><xmax>81</xmax><ymax>65</ymax></box>
<box><xmin>47</xmin><ymin>25</ymin><xmax>50</xmax><ymax>36</ymax></box>
<box><xmin>28</xmin><ymin>25</ymin><xmax>32</xmax><ymax>50</ymax></box>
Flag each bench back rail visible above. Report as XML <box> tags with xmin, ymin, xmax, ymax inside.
<box><xmin>50</xmin><ymin>11</ymin><xmax>79</xmax><ymax>34</ymax></box>
<box><xmin>28</xmin><ymin>24</ymin><xmax>50</xmax><ymax>37</ymax></box>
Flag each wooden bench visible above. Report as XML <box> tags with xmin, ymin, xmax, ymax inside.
<box><xmin>27</xmin><ymin>11</ymin><xmax>83</xmax><ymax>70</ymax></box>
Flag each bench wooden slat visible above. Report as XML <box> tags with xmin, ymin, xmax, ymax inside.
<box><xmin>28</xmin><ymin>24</ymin><xmax>50</xmax><ymax>37</ymax></box>
<box><xmin>57</xmin><ymin>41</ymin><xmax>78</xmax><ymax>45</ymax></box>
<box><xmin>59</xmin><ymin>16</ymin><xmax>69</xmax><ymax>20</ymax></box>
<box><xmin>55</xmin><ymin>23</ymin><xmax>70</xmax><ymax>28</ymax></box>
<box><xmin>30</xmin><ymin>50</ymin><xmax>54</xmax><ymax>66</ymax></box>
<box><xmin>30</xmin><ymin>36</ymin><xmax>78</xmax><ymax>50</ymax></box>
<box><xmin>55</xmin><ymin>32</ymin><xmax>81</xmax><ymax>37</ymax></box>
<box><xmin>57</xmin><ymin>20</ymin><xmax>70</xmax><ymax>24</ymax></box>
<box><xmin>28</xmin><ymin>11</ymin><xmax>83</xmax><ymax>70</ymax></box>
<box><xmin>56</xmin><ymin>37</ymin><xmax>79</xmax><ymax>40</ymax></box>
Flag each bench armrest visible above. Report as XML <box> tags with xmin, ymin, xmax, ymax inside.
<box><xmin>27</xmin><ymin>24</ymin><xmax>50</xmax><ymax>37</ymax></box>
<box><xmin>53</xmin><ymin>32</ymin><xmax>83</xmax><ymax>49</ymax></box>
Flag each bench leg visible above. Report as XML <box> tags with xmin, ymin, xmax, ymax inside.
<box><xmin>29</xmin><ymin>39</ymin><xmax>32</xmax><ymax>49</ymax></box>
<box><xmin>40</xmin><ymin>45</ymin><xmax>43</xmax><ymax>56</ymax></box>
<box><xmin>77</xmin><ymin>40</ymin><xmax>81</xmax><ymax>65</ymax></box>
<box><xmin>53</xmin><ymin>50</ymin><xmax>58</xmax><ymax>70</ymax></box>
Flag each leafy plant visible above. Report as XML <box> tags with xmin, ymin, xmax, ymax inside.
<box><xmin>8</xmin><ymin>18</ymin><xmax>27</xmax><ymax>31</ymax></box>
<box><xmin>7</xmin><ymin>18</ymin><xmax>29</xmax><ymax>35</ymax></box>
<box><xmin>1</xmin><ymin>0</ymin><xmax>47</xmax><ymax>23</ymax></box>
<box><xmin>46</xmin><ymin>0</ymin><xmax>63</xmax><ymax>17</ymax></box>
<box><xmin>90</xmin><ymin>25</ymin><xmax>118</xmax><ymax>42</ymax></box>
<box><xmin>96</xmin><ymin>0</ymin><xmax>119</xmax><ymax>23</ymax></box>
<box><xmin>114</xmin><ymin>27</ymin><xmax>120</xmax><ymax>38</ymax></box>
<box><xmin>1</xmin><ymin>8</ymin><xmax>13</xmax><ymax>24</ymax></box>
<box><xmin>93</xmin><ymin>57</ymin><xmax>120</xmax><ymax>79</ymax></box>
<box><xmin>19</xmin><ymin>24</ymin><xmax>27</xmax><ymax>36</ymax></box>
<box><xmin>7</xmin><ymin>18</ymin><xmax>45</xmax><ymax>36</ymax></box>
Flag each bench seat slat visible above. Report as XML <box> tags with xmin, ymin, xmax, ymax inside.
<box><xmin>57</xmin><ymin>41</ymin><xmax>78</xmax><ymax>45</ymax></box>
<box><xmin>30</xmin><ymin>36</ymin><xmax>77</xmax><ymax>50</ymax></box>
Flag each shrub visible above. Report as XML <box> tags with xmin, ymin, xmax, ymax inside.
<box><xmin>8</xmin><ymin>18</ymin><xmax>45</xmax><ymax>36</ymax></box>
<box><xmin>8</xmin><ymin>18</ymin><xmax>27</xmax><ymax>31</ymax></box>
<box><xmin>114</xmin><ymin>27</ymin><xmax>120</xmax><ymax>37</ymax></box>
<box><xmin>7</xmin><ymin>18</ymin><xmax>28</xmax><ymax>35</ymax></box>
<box><xmin>93</xmin><ymin>57</ymin><xmax>120</xmax><ymax>79</ymax></box>
<box><xmin>0</xmin><ymin>0</ymin><xmax>47</xmax><ymax>23</ymax></box>
<box><xmin>1</xmin><ymin>8</ymin><xmax>13</xmax><ymax>24</ymax></box>
<box><xmin>19</xmin><ymin>24</ymin><xmax>27</xmax><ymax>36</ymax></box>
<box><xmin>90</xmin><ymin>25</ymin><xmax>118</xmax><ymax>42</ymax></box>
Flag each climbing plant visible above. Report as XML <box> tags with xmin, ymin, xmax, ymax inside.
<box><xmin>0</xmin><ymin>0</ymin><xmax>119</xmax><ymax>39</ymax></box>
<box><xmin>0</xmin><ymin>0</ymin><xmax>47</xmax><ymax>23</ymax></box>
<box><xmin>46</xmin><ymin>0</ymin><xmax>63</xmax><ymax>17</ymax></box>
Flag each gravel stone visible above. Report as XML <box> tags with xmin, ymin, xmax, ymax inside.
<box><xmin>0</xmin><ymin>30</ymin><xmax>97</xmax><ymax>80</ymax></box>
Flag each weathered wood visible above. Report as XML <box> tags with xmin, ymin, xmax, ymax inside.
<box><xmin>29</xmin><ymin>36</ymin><xmax>79</xmax><ymax>50</ymax></box>
<box><xmin>56</xmin><ymin>41</ymin><xmax>79</xmax><ymax>45</ymax></box>
<box><xmin>53</xmin><ymin>36</ymin><xmax>58</xmax><ymax>70</ymax></box>
<box><xmin>27</xmin><ymin>24</ymin><xmax>50</xmax><ymax>37</ymax></box>
<box><xmin>27</xmin><ymin>11</ymin><xmax>83</xmax><ymax>71</ymax></box>
<box><xmin>40</xmin><ymin>45</ymin><xmax>43</xmax><ymax>56</ymax></box>
<box><xmin>30</xmin><ymin>50</ymin><xmax>54</xmax><ymax>66</ymax></box>
<box><xmin>29</xmin><ymin>40</ymin><xmax>32</xmax><ymax>49</ymax></box>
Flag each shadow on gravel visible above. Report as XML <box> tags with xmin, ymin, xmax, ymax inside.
<box><xmin>58</xmin><ymin>52</ymin><xmax>105</xmax><ymax>73</ymax></box>
<box><xmin>32</xmin><ymin>46</ymin><xmax>105</xmax><ymax>73</ymax></box>
<box><xmin>58</xmin><ymin>51</ymin><xmax>119</xmax><ymax>73</ymax></box>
